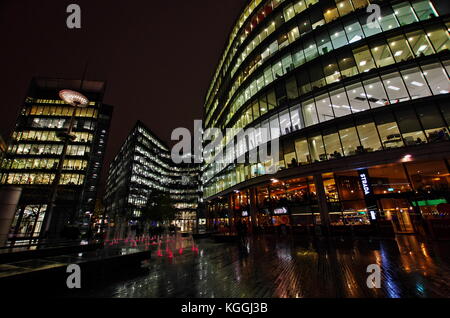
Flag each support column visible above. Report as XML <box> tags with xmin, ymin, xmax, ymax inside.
<box><xmin>249</xmin><ymin>187</ymin><xmax>258</xmax><ymax>229</ymax></box>
<box><xmin>0</xmin><ymin>187</ymin><xmax>22</xmax><ymax>247</ymax></box>
<box><xmin>313</xmin><ymin>174</ymin><xmax>330</xmax><ymax>230</ymax></box>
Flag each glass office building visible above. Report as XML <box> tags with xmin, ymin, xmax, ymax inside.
<box><xmin>104</xmin><ymin>121</ymin><xmax>201</xmax><ymax>238</ymax></box>
<box><xmin>202</xmin><ymin>0</ymin><xmax>450</xmax><ymax>238</ymax></box>
<box><xmin>0</xmin><ymin>78</ymin><xmax>113</xmax><ymax>244</ymax></box>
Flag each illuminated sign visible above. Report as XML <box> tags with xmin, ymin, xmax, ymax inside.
<box><xmin>370</xmin><ymin>211</ymin><xmax>377</xmax><ymax>220</ymax></box>
<box><xmin>198</xmin><ymin>218</ymin><xmax>206</xmax><ymax>225</ymax></box>
<box><xmin>242</xmin><ymin>211</ymin><xmax>249</xmax><ymax>217</ymax></box>
<box><xmin>274</xmin><ymin>207</ymin><xmax>288</xmax><ymax>215</ymax></box>
<box><xmin>359</xmin><ymin>172</ymin><xmax>371</xmax><ymax>196</ymax></box>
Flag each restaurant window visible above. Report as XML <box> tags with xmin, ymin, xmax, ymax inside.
<box><xmin>416</xmin><ymin>104</ymin><xmax>450</xmax><ymax>142</ymax></box>
<box><xmin>323</xmin><ymin>173</ymin><xmax>341</xmax><ymax>220</ymax></box>
<box><xmin>381</xmin><ymin>71</ymin><xmax>409</xmax><ymax>103</ymax></box>
<box><xmin>400</xmin><ymin>66</ymin><xmax>432</xmax><ymax>99</ymax></box>
<box><xmin>421</xmin><ymin>62</ymin><xmax>450</xmax><ymax>95</ymax></box>
<box><xmin>302</xmin><ymin>98</ymin><xmax>319</xmax><ymax>127</ymax></box>
<box><xmin>330</xmin><ymin>24</ymin><xmax>348</xmax><ymax>49</ymax></box>
<box><xmin>395</xmin><ymin>108</ymin><xmax>427</xmax><ymax>145</ymax></box>
<box><xmin>308</xmin><ymin>134</ymin><xmax>326</xmax><ymax>162</ymax></box>
<box><xmin>369</xmin><ymin>163</ymin><xmax>412</xmax><ymax>194</ymax></box>
<box><xmin>315</xmin><ymin>93</ymin><xmax>335</xmax><ymax>123</ymax></box>
<box><xmin>363</xmin><ymin>76</ymin><xmax>389</xmax><ymax>108</ymax></box>
<box><xmin>375</xmin><ymin>112</ymin><xmax>404</xmax><ymax>149</ymax></box>
<box><xmin>392</xmin><ymin>2</ymin><xmax>418</xmax><ymax>26</ymax></box>
<box><xmin>406</xmin><ymin>30</ymin><xmax>435</xmax><ymax>57</ymax></box>
<box><xmin>370</xmin><ymin>40</ymin><xmax>395</xmax><ymax>67</ymax></box>
<box><xmin>295</xmin><ymin>137</ymin><xmax>310</xmax><ymax>164</ymax></box>
<box><xmin>335</xmin><ymin>170</ymin><xmax>364</xmax><ymax>201</ymax></box>
<box><xmin>339</xmin><ymin>123</ymin><xmax>361</xmax><ymax>156</ymax></box>
<box><xmin>329</xmin><ymin>87</ymin><xmax>352</xmax><ymax>117</ymax></box>
<box><xmin>323</xmin><ymin>128</ymin><xmax>343</xmax><ymax>159</ymax></box>
<box><xmin>356</xmin><ymin>118</ymin><xmax>382</xmax><ymax>152</ymax></box>
<box><xmin>353</xmin><ymin>45</ymin><xmax>376</xmax><ymax>73</ymax></box>
<box><xmin>405</xmin><ymin>160</ymin><xmax>450</xmax><ymax>192</ymax></box>
<box><xmin>346</xmin><ymin>82</ymin><xmax>370</xmax><ymax>113</ymax></box>
<box><xmin>388</xmin><ymin>35</ymin><xmax>414</xmax><ymax>63</ymax></box>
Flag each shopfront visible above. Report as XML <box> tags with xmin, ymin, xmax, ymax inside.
<box><xmin>210</xmin><ymin>158</ymin><xmax>450</xmax><ymax>237</ymax></box>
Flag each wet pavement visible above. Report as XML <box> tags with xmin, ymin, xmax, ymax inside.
<box><xmin>75</xmin><ymin>234</ymin><xmax>450</xmax><ymax>298</ymax></box>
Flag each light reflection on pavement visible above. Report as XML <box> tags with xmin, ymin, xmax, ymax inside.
<box><xmin>81</xmin><ymin>234</ymin><xmax>450</xmax><ymax>298</ymax></box>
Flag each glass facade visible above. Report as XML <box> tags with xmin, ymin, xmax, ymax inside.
<box><xmin>0</xmin><ymin>78</ymin><xmax>112</xmax><ymax>243</ymax></box>
<box><xmin>202</xmin><ymin>0</ymin><xmax>450</xmax><ymax>237</ymax></box>
<box><xmin>104</xmin><ymin>122</ymin><xmax>201</xmax><ymax>235</ymax></box>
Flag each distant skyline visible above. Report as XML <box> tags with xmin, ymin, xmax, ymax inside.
<box><xmin>0</xmin><ymin>0</ymin><xmax>245</xmax><ymax>190</ymax></box>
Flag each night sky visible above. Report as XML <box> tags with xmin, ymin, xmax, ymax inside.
<box><xmin>0</xmin><ymin>0</ymin><xmax>245</xmax><ymax>190</ymax></box>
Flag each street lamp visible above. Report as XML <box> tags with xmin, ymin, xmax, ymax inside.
<box><xmin>42</xmin><ymin>89</ymin><xmax>89</xmax><ymax>239</ymax></box>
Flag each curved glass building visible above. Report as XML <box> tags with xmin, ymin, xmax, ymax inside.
<box><xmin>202</xmin><ymin>0</ymin><xmax>450</xmax><ymax>237</ymax></box>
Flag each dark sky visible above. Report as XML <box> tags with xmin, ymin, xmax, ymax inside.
<box><xmin>0</xmin><ymin>0</ymin><xmax>245</xmax><ymax>190</ymax></box>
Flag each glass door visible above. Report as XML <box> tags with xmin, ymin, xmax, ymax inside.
<box><xmin>379</xmin><ymin>198</ymin><xmax>414</xmax><ymax>234</ymax></box>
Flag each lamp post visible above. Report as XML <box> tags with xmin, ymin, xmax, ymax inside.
<box><xmin>42</xmin><ymin>90</ymin><xmax>89</xmax><ymax>238</ymax></box>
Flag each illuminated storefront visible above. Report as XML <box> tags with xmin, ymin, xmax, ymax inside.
<box><xmin>0</xmin><ymin>78</ymin><xmax>113</xmax><ymax>244</ymax></box>
<box><xmin>202</xmin><ymin>0</ymin><xmax>450</xmax><ymax>238</ymax></box>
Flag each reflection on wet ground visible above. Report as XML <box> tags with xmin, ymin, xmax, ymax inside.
<box><xmin>84</xmin><ymin>235</ymin><xmax>450</xmax><ymax>298</ymax></box>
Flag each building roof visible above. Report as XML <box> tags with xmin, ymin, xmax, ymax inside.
<box><xmin>32</xmin><ymin>77</ymin><xmax>106</xmax><ymax>93</ymax></box>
